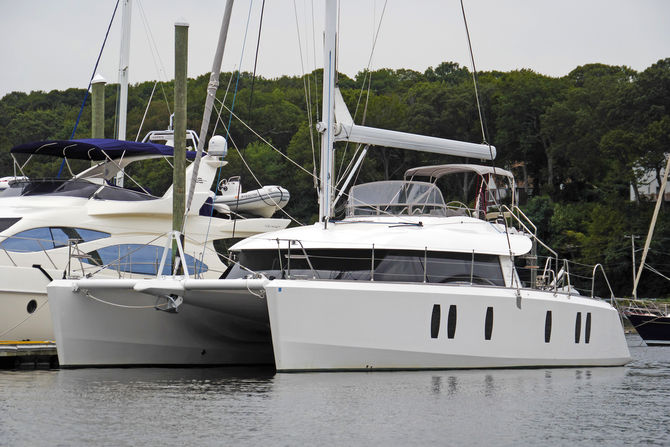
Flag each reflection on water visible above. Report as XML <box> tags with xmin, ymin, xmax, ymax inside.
<box><xmin>1</xmin><ymin>335</ymin><xmax>669</xmax><ymax>446</ymax></box>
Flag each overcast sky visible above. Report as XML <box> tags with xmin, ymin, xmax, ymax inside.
<box><xmin>0</xmin><ymin>0</ymin><xmax>668</xmax><ymax>98</ymax></box>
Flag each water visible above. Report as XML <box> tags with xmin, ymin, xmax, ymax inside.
<box><xmin>1</xmin><ymin>334</ymin><xmax>668</xmax><ymax>446</ymax></box>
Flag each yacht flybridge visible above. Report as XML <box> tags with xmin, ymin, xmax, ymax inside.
<box><xmin>46</xmin><ymin>0</ymin><xmax>629</xmax><ymax>370</ymax></box>
<box><xmin>0</xmin><ymin>137</ymin><xmax>289</xmax><ymax>341</ymax></box>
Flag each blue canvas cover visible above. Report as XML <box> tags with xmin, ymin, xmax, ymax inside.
<box><xmin>10</xmin><ymin>139</ymin><xmax>198</xmax><ymax>161</ymax></box>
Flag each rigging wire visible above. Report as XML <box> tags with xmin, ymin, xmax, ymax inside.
<box><xmin>293</xmin><ymin>0</ymin><xmax>318</xmax><ymax>189</ymax></box>
<box><xmin>60</xmin><ymin>0</ymin><xmax>120</xmax><ymax>179</ymax></box>
<box><xmin>460</xmin><ymin>0</ymin><xmax>489</xmax><ymax>148</ymax></box>
<box><xmin>135</xmin><ymin>81</ymin><xmax>158</xmax><ymax>141</ymax></box>
<box><xmin>212</xmin><ymin>103</ymin><xmax>304</xmax><ymax>226</ymax></box>
<box><xmin>136</xmin><ymin>0</ymin><xmax>172</xmax><ymax>116</ymax></box>
<box><xmin>218</xmin><ymin>101</ymin><xmax>431</xmax><ymax>225</ymax></box>
<box><xmin>247</xmin><ymin>0</ymin><xmax>266</xmax><ymax>125</ymax></box>
<box><xmin>460</xmin><ymin>0</ymin><xmax>518</xmax><ymax>287</ymax></box>
<box><xmin>70</xmin><ymin>0</ymin><xmax>121</xmax><ymax>140</ymax></box>
<box><xmin>195</xmin><ymin>0</ymin><xmax>256</xmax><ymax>264</ymax></box>
<box><xmin>335</xmin><ymin>0</ymin><xmax>388</xmax><ymax>186</ymax></box>
<box><xmin>310</xmin><ymin>0</ymin><xmax>320</xmax><ymax>125</ymax></box>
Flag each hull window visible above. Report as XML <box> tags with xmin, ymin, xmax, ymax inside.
<box><xmin>0</xmin><ymin>227</ymin><xmax>110</xmax><ymax>252</ymax></box>
<box><xmin>485</xmin><ymin>307</ymin><xmax>494</xmax><ymax>340</ymax></box>
<box><xmin>447</xmin><ymin>305</ymin><xmax>457</xmax><ymax>339</ymax></box>
<box><xmin>26</xmin><ymin>299</ymin><xmax>37</xmax><ymax>314</ymax></box>
<box><xmin>585</xmin><ymin>312</ymin><xmax>591</xmax><ymax>344</ymax></box>
<box><xmin>575</xmin><ymin>312</ymin><xmax>582</xmax><ymax>343</ymax></box>
<box><xmin>544</xmin><ymin>310</ymin><xmax>552</xmax><ymax>343</ymax></box>
<box><xmin>430</xmin><ymin>304</ymin><xmax>441</xmax><ymax>339</ymax></box>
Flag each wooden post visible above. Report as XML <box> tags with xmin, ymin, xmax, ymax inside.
<box><xmin>91</xmin><ymin>74</ymin><xmax>106</xmax><ymax>139</ymax></box>
<box><xmin>173</xmin><ymin>21</ymin><xmax>189</xmax><ymax>274</ymax></box>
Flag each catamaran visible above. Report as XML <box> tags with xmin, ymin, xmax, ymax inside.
<box><xmin>47</xmin><ymin>0</ymin><xmax>630</xmax><ymax>369</ymax></box>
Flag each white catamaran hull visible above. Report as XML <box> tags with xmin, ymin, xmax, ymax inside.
<box><xmin>48</xmin><ymin>279</ymin><xmax>273</xmax><ymax>367</ymax></box>
<box><xmin>48</xmin><ymin>276</ymin><xmax>630</xmax><ymax>370</ymax></box>
<box><xmin>264</xmin><ymin>280</ymin><xmax>630</xmax><ymax>371</ymax></box>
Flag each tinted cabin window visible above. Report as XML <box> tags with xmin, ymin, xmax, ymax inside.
<box><xmin>0</xmin><ymin>218</ymin><xmax>21</xmax><ymax>232</ymax></box>
<box><xmin>585</xmin><ymin>312</ymin><xmax>591</xmax><ymax>344</ymax></box>
<box><xmin>19</xmin><ymin>179</ymin><xmax>99</xmax><ymax>198</ymax></box>
<box><xmin>82</xmin><ymin>244</ymin><xmax>208</xmax><ymax>275</ymax></box>
<box><xmin>0</xmin><ymin>227</ymin><xmax>110</xmax><ymax>252</ymax></box>
<box><xmin>225</xmin><ymin>249</ymin><xmax>504</xmax><ymax>286</ymax></box>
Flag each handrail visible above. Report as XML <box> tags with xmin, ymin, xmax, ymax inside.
<box><xmin>501</xmin><ymin>205</ymin><xmax>558</xmax><ymax>260</ymax></box>
<box><xmin>563</xmin><ymin>259</ymin><xmax>572</xmax><ymax>296</ymax></box>
<box><xmin>257</xmin><ymin>235</ymin><xmax>618</xmax><ymax>306</ymax></box>
<box><xmin>278</xmin><ymin>238</ymin><xmax>318</xmax><ymax>280</ymax></box>
<box><xmin>0</xmin><ymin>247</ymin><xmax>17</xmax><ymax>267</ymax></box>
<box><xmin>591</xmin><ymin>263</ymin><xmax>615</xmax><ymax>305</ymax></box>
<box><xmin>510</xmin><ymin>204</ymin><xmax>537</xmax><ymax>234</ymax></box>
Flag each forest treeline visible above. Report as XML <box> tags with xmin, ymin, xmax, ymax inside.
<box><xmin>0</xmin><ymin>59</ymin><xmax>668</xmax><ymax>297</ymax></box>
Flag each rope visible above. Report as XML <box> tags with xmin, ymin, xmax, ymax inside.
<box><xmin>82</xmin><ymin>289</ymin><xmax>170</xmax><ymax>310</ymax></box>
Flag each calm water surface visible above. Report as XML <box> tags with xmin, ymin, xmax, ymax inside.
<box><xmin>1</xmin><ymin>334</ymin><xmax>668</xmax><ymax>446</ymax></box>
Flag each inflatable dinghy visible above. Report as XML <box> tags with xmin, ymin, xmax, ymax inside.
<box><xmin>213</xmin><ymin>177</ymin><xmax>290</xmax><ymax>218</ymax></box>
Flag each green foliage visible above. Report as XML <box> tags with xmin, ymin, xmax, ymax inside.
<box><xmin>1</xmin><ymin>60</ymin><xmax>669</xmax><ymax>296</ymax></box>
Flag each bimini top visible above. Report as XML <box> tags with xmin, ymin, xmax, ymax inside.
<box><xmin>10</xmin><ymin>139</ymin><xmax>198</xmax><ymax>161</ymax></box>
<box><xmin>404</xmin><ymin>164</ymin><xmax>514</xmax><ymax>180</ymax></box>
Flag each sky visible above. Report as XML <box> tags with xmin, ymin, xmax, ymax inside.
<box><xmin>0</xmin><ymin>0</ymin><xmax>668</xmax><ymax>98</ymax></box>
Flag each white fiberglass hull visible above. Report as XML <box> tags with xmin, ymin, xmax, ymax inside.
<box><xmin>48</xmin><ymin>277</ymin><xmax>630</xmax><ymax>370</ymax></box>
<box><xmin>0</xmin><ymin>197</ymin><xmax>288</xmax><ymax>341</ymax></box>
<box><xmin>265</xmin><ymin>280</ymin><xmax>631</xmax><ymax>371</ymax></box>
<box><xmin>48</xmin><ymin>279</ymin><xmax>273</xmax><ymax>367</ymax></box>
<box><xmin>0</xmin><ymin>265</ymin><xmax>57</xmax><ymax>341</ymax></box>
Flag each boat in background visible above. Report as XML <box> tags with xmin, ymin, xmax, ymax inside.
<box><xmin>214</xmin><ymin>177</ymin><xmax>290</xmax><ymax>218</ymax></box>
<box><xmin>622</xmin><ymin>149</ymin><xmax>670</xmax><ymax>346</ymax></box>
<box><xmin>0</xmin><ymin>136</ymin><xmax>289</xmax><ymax>341</ymax></box>
<box><xmin>0</xmin><ymin>176</ymin><xmax>29</xmax><ymax>190</ymax></box>
<box><xmin>621</xmin><ymin>300</ymin><xmax>670</xmax><ymax>346</ymax></box>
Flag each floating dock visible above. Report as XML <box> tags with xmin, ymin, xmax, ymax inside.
<box><xmin>0</xmin><ymin>341</ymin><xmax>58</xmax><ymax>369</ymax></box>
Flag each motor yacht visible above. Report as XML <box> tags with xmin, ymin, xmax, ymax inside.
<box><xmin>0</xmin><ymin>136</ymin><xmax>288</xmax><ymax>341</ymax></box>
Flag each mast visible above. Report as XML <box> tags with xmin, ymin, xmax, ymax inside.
<box><xmin>633</xmin><ymin>153</ymin><xmax>670</xmax><ymax>297</ymax></box>
<box><xmin>116</xmin><ymin>0</ymin><xmax>132</xmax><ymax>187</ymax></box>
<box><xmin>318</xmin><ymin>0</ymin><xmax>337</xmax><ymax>225</ymax></box>
<box><xmin>185</xmin><ymin>0</ymin><xmax>235</xmax><ymax>213</ymax></box>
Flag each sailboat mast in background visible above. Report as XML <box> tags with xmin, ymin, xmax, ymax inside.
<box><xmin>115</xmin><ymin>0</ymin><xmax>132</xmax><ymax>187</ymax></box>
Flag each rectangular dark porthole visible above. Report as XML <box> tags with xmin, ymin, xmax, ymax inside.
<box><xmin>484</xmin><ymin>307</ymin><xmax>494</xmax><ymax>340</ymax></box>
